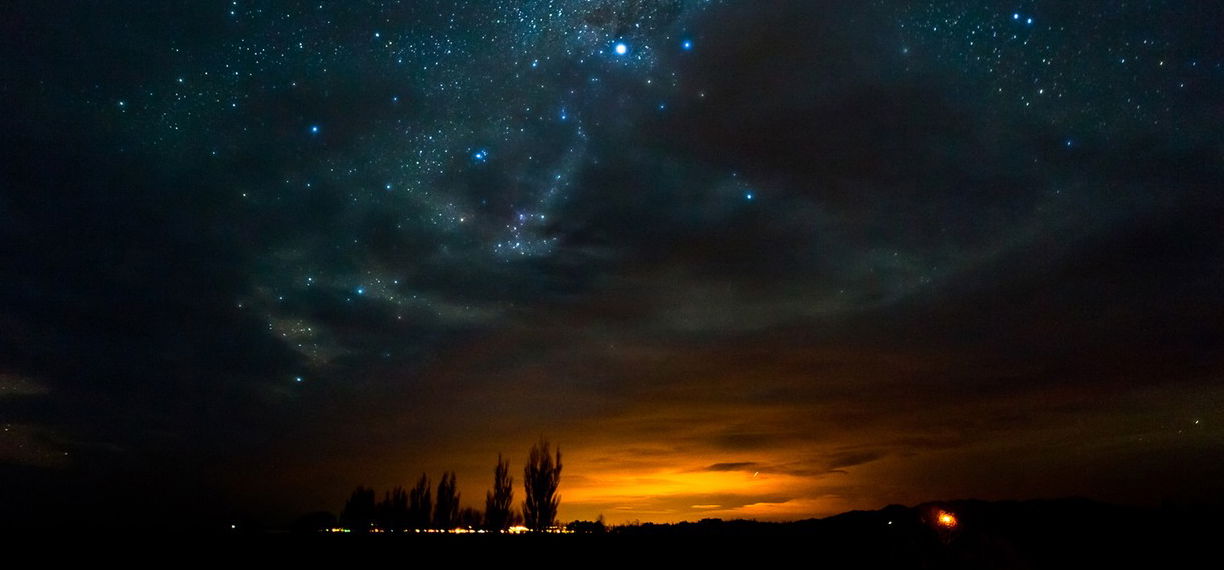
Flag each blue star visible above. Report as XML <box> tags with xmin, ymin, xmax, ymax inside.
<box><xmin>295</xmin><ymin>376</ymin><xmax>304</xmax><ymax>383</ymax></box>
<box><xmin>745</xmin><ymin>191</ymin><xmax>755</xmax><ymax>201</ymax></box>
<box><xmin>356</xmin><ymin>286</ymin><xmax>366</xmax><ymax>295</ymax></box>
<box><xmin>310</xmin><ymin>125</ymin><xmax>320</xmax><ymax>134</ymax></box>
<box><xmin>614</xmin><ymin>42</ymin><xmax>629</xmax><ymax>56</ymax></box>
<box><xmin>473</xmin><ymin>149</ymin><xmax>489</xmax><ymax>162</ymax></box>
<box><xmin>682</xmin><ymin>40</ymin><xmax>693</xmax><ymax>51</ymax></box>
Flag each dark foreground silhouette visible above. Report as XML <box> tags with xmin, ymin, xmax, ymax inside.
<box><xmin>5</xmin><ymin>497</ymin><xmax>1217</xmax><ymax>568</ymax></box>
<box><xmin>270</xmin><ymin>498</ymin><xmax>1219</xmax><ymax>568</ymax></box>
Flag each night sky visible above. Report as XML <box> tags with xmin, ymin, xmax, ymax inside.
<box><xmin>3</xmin><ymin>1</ymin><xmax>1223</xmax><ymax>528</ymax></box>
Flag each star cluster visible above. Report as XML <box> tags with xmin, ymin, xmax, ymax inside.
<box><xmin>2</xmin><ymin>1</ymin><xmax>1222</xmax><ymax>528</ymax></box>
<box><xmin>102</xmin><ymin>1</ymin><xmax>729</xmax><ymax>374</ymax></box>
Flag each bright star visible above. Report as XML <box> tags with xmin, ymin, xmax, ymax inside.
<box><xmin>682</xmin><ymin>40</ymin><xmax>693</xmax><ymax>50</ymax></box>
<box><xmin>614</xmin><ymin>42</ymin><xmax>628</xmax><ymax>56</ymax></box>
<box><xmin>310</xmin><ymin>125</ymin><xmax>320</xmax><ymax>134</ymax></box>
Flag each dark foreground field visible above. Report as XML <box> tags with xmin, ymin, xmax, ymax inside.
<box><xmin>319</xmin><ymin>499</ymin><xmax>1214</xmax><ymax>568</ymax></box>
<box><xmin>32</xmin><ymin>498</ymin><xmax>1212</xmax><ymax>568</ymax></box>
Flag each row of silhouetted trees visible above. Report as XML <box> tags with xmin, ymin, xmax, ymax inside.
<box><xmin>340</xmin><ymin>438</ymin><xmax>562</xmax><ymax>532</ymax></box>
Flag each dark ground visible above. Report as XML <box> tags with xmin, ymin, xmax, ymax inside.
<box><xmin>15</xmin><ymin>498</ymin><xmax>1216</xmax><ymax>568</ymax></box>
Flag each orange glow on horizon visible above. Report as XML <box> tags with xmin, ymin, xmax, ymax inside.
<box><xmin>558</xmin><ymin>458</ymin><xmax>839</xmax><ymax>523</ymax></box>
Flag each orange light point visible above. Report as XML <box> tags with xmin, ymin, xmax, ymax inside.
<box><xmin>937</xmin><ymin>510</ymin><xmax>958</xmax><ymax>528</ymax></box>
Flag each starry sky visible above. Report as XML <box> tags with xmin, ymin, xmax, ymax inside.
<box><xmin>3</xmin><ymin>1</ymin><xmax>1223</xmax><ymax>528</ymax></box>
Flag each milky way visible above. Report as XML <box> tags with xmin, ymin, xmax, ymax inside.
<box><xmin>3</xmin><ymin>1</ymin><xmax>1222</xmax><ymax>527</ymax></box>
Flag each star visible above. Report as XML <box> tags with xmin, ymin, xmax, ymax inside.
<box><xmin>12</xmin><ymin>0</ymin><xmax>1220</xmax><ymax>531</ymax></box>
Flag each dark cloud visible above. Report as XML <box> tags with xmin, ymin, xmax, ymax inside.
<box><xmin>2</xmin><ymin>0</ymin><xmax>1222</xmax><ymax>526</ymax></box>
<box><xmin>826</xmin><ymin>451</ymin><xmax>887</xmax><ymax>471</ymax></box>
<box><xmin>704</xmin><ymin>462</ymin><xmax>760</xmax><ymax>472</ymax></box>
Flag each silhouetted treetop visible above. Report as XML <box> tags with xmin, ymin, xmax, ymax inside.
<box><xmin>340</xmin><ymin>486</ymin><xmax>376</xmax><ymax>532</ymax></box>
<box><xmin>523</xmin><ymin>438</ymin><xmax>562</xmax><ymax>532</ymax></box>
<box><xmin>409</xmin><ymin>473</ymin><xmax>432</xmax><ymax>530</ymax></box>
<box><xmin>434</xmin><ymin>471</ymin><xmax>460</xmax><ymax>529</ymax></box>
<box><xmin>485</xmin><ymin>453</ymin><xmax>514</xmax><ymax>531</ymax></box>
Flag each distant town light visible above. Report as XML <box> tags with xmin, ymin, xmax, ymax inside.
<box><xmin>937</xmin><ymin>510</ymin><xmax>958</xmax><ymax>528</ymax></box>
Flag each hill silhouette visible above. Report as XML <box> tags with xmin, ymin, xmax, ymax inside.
<box><xmin>603</xmin><ymin>497</ymin><xmax>1217</xmax><ymax>566</ymax></box>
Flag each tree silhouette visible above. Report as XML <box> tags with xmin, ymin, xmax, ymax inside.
<box><xmin>433</xmin><ymin>471</ymin><xmax>460</xmax><ymax>530</ymax></box>
<box><xmin>408</xmin><ymin>473</ymin><xmax>432</xmax><ymax>530</ymax></box>
<box><xmin>565</xmin><ymin>517</ymin><xmax>607</xmax><ymax>534</ymax></box>
<box><xmin>485</xmin><ymin>453</ymin><xmax>514</xmax><ymax>531</ymax></box>
<box><xmin>340</xmin><ymin>486</ymin><xmax>376</xmax><ymax>532</ymax></box>
<box><xmin>378</xmin><ymin>486</ymin><xmax>409</xmax><ymax>531</ymax></box>
<box><xmin>523</xmin><ymin>438</ymin><xmax>562</xmax><ymax>532</ymax></box>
